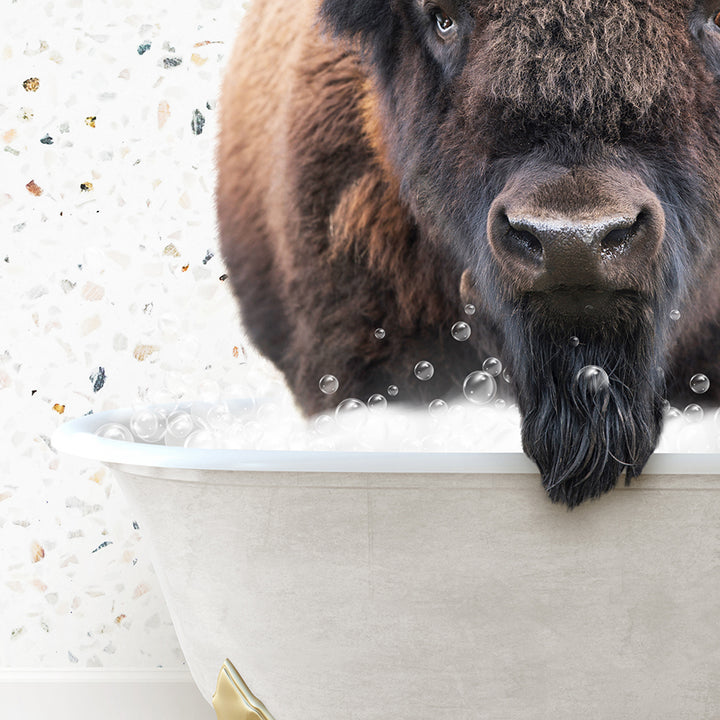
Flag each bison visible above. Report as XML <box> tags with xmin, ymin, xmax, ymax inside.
<box><xmin>216</xmin><ymin>0</ymin><xmax>720</xmax><ymax>506</ymax></box>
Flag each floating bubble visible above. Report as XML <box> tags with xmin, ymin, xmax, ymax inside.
<box><xmin>96</xmin><ymin>423</ymin><xmax>134</xmax><ymax>442</ymax></box>
<box><xmin>367</xmin><ymin>393</ymin><xmax>387</xmax><ymax>412</ymax></box>
<box><xmin>150</xmin><ymin>388</ymin><xmax>180</xmax><ymax>414</ymax></box>
<box><xmin>335</xmin><ymin>398</ymin><xmax>368</xmax><ymax>431</ymax></box>
<box><xmin>569</xmin><ymin>336</ymin><xmax>580</xmax><ymax>348</ymax></box>
<box><xmin>670</xmin><ymin>309</ymin><xmax>681</xmax><ymax>321</ymax></box>
<box><xmin>414</xmin><ymin>361</ymin><xmax>434</xmax><ymax>381</ymax></box>
<box><xmin>313</xmin><ymin>414</ymin><xmax>334</xmax><ymax>436</ymax></box>
<box><xmin>207</xmin><ymin>402</ymin><xmax>233</xmax><ymax>430</ymax></box>
<box><xmin>690</xmin><ymin>373</ymin><xmax>710</xmax><ymax>394</ymax></box>
<box><xmin>451</xmin><ymin>321</ymin><xmax>471</xmax><ymax>342</ymax></box>
<box><xmin>575</xmin><ymin>365</ymin><xmax>610</xmax><ymax>395</ymax></box>
<box><xmin>190</xmin><ymin>402</ymin><xmax>212</xmax><ymax>429</ymax></box>
<box><xmin>482</xmin><ymin>357</ymin><xmax>503</xmax><ymax>377</ymax></box>
<box><xmin>664</xmin><ymin>406</ymin><xmax>682</xmax><ymax>420</ymax></box>
<box><xmin>463</xmin><ymin>371</ymin><xmax>497</xmax><ymax>405</ymax></box>
<box><xmin>319</xmin><ymin>374</ymin><xmax>339</xmax><ymax>394</ymax></box>
<box><xmin>428</xmin><ymin>398</ymin><xmax>448</xmax><ymax>418</ymax></box>
<box><xmin>494</xmin><ymin>399</ymin><xmax>506</xmax><ymax>410</ymax></box>
<box><xmin>502</xmin><ymin>368</ymin><xmax>512</xmax><ymax>384</ymax></box>
<box><xmin>387</xmin><ymin>385</ymin><xmax>399</xmax><ymax>397</ymax></box>
<box><xmin>683</xmin><ymin>404</ymin><xmax>704</xmax><ymax>423</ymax></box>
<box><xmin>130</xmin><ymin>408</ymin><xmax>162</xmax><ymax>441</ymax></box>
<box><xmin>184</xmin><ymin>429</ymin><xmax>222</xmax><ymax>449</ymax></box>
<box><xmin>464</xmin><ymin>303</ymin><xmax>476</xmax><ymax>315</ymax></box>
<box><xmin>165</xmin><ymin>411</ymin><xmax>194</xmax><ymax>445</ymax></box>
<box><xmin>374</xmin><ymin>328</ymin><xmax>386</xmax><ymax>340</ymax></box>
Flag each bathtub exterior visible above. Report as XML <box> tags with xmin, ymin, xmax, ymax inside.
<box><xmin>53</xmin><ymin>410</ymin><xmax>720</xmax><ymax>719</ymax></box>
<box><xmin>111</xmin><ymin>463</ymin><xmax>720</xmax><ymax>720</ymax></box>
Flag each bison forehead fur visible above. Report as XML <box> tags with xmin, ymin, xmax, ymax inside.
<box><xmin>217</xmin><ymin>0</ymin><xmax>720</xmax><ymax>506</ymax></box>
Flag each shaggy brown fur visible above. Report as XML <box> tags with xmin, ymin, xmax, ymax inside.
<box><xmin>217</xmin><ymin>0</ymin><xmax>720</xmax><ymax>505</ymax></box>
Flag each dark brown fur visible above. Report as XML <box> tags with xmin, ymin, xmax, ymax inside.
<box><xmin>217</xmin><ymin>0</ymin><xmax>720</xmax><ymax>504</ymax></box>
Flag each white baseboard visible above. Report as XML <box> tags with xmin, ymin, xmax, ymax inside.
<box><xmin>0</xmin><ymin>669</ymin><xmax>216</xmax><ymax>720</ymax></box>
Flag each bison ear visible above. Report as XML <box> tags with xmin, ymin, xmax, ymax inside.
<box><xmin>320</xmin><ymin>0</ymin><xmax>393</xmax><ymax>42</ymax></box>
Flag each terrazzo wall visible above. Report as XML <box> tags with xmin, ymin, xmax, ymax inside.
<box><xmin>0</xmin><ymin>0</ymin><xmax>276</xmax><ymax>669</ymax></box>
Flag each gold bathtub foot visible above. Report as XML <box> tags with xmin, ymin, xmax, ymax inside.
<box><xmin>212</xmin><ymin>659</ymin><xmax>276</xmax><ymax>720</ymax></box>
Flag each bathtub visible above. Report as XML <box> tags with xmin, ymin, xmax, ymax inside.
<box><xmin>53</xmin><ymin>405</ymin><xmax>720</xmax><ymax>719</ymax></box>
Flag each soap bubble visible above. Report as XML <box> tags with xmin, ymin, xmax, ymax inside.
<box><xmin>319</xmin><ymin>374</ymin><xmax>339</xmax><ymax>394</ymax></box>
<box><xmin>575</xmin><ymin>365</ymin><xmax>610</xmax><ymax>395</ymax></box>
<box><xmin>502</xmin><ymin>368</ymin><xmax>512</xmax><ymax>384</ymax></box>
<box><xmin>190</xmin><ymin>402</ymin><xmax>212</xmax><ymax>429</ymax></box>
<box><xmin>374</xmin><ymin>328</ymin><xmax>386</xmax><ymax>340</ymax></box>
<box><xmin>130</xmin><ymin>408</ymin><xmax>163</xmax><ymax>441</ymax></box>
<box><xmin>387</xmin><ymin>385</ymin><xmax>399</xmax><ymax>397</ymax></box>
<box><xmin>463</xmin><ymin>371</ymin><xmax>497</xmax><ymax>405</ymax></box>
<box><xmin>684</xmin><ymin>404</ymin><xmax>704</xmax><ymax>423</ymax></box>
<box><xmin>367</xmin><ymin>394</ymin><xmax>387</xmax><ymax>412</ymax></box>
<box><xmin>149</xmin><ymin>389</ymin><xmax>180</xmax><ymax>415</ymax></box>
<box><xmin>482</xmin><ymin>357</ymin><xmax>503</xmax><ymax>377</ymax></box>
<box><xmin>184</xmin><ymin>429</ymin><xmax>223</xmax><ymax>449</ymax></box>
<box><xmin>414</xmin><ymin>361</ymin><xmax>434</xmax><ymax>381</ymax></box>
<box><xmin>428</xmin><ymin>398</ymin><xmax>449</xmax><ymax>418</ymax></box>
<box><xmin>664</xmin><ymin>406</ymin><xmax>682</xmax><ymax>420</ymax></box>
<box><xmin>495</xmin><ymin>399</ymin><xmax>506</xmax><ymax>410</ymax></box>
<box><xmin>451</xmin><ymin>321</ymin><xmax>471</xmax><ymax>341</ymax></box>
<box><xmin>670</xmin><ymin>309</ymin><xmax>681</xmax><ymax>321</ymax></box>
<box><xmin>690</xmin><ymin>373</ymin><xmax>710</xmax><ymax>394</ymax></box>
<box><xmin>335</xmin><ymin>398</ymin><xmax>368</xmax><ymax>431</ymax></box>
<box><xmin>313</xmin><ymin>414</ymin><xmax>335</xmax><ymax>436</ymax></box>
<box><xmin>464</xmin><ymin>303</ymin><xmax>476</xmax><ymax>315</ymax></box>
<box><xmin>96</xmin><ymin>423</ymin><xmax>134</xmax><ymax>442</ymax></box>
<box><xmin>207</xmin><ymin>402</ymin><xmax>233</xmax><ymax>430</ymax></box>
<box><xmin>569</xmin><ymin>336</ymin><xmax>580</xmax><ymax>348</ymax></box>
<box><xmin>164</xmin><ymin>411</ymin><xmax>194</xmax><ymax>446</ymax></box>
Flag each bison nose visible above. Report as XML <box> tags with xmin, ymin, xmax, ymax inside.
<box><xmin>487</xmin><ymin>170</ymin><xmax>665</xmax><ymax>294</ymax></box>
<box><xmin>498</xmin><ymin>211</ymin><xmax>651</xmax><ymax>288</ymax></box>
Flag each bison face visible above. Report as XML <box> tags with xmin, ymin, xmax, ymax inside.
<box><xmin>321</xmin><ymin>0</ymin><xmax>720</xmax><ymax>505</ymax></box>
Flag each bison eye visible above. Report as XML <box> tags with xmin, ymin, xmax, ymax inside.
<box><xmin>432</xmin><ymin>8</ymin><xmax>456</xmax><ymax>38</ymax></box>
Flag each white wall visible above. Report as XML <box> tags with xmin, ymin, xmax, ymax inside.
<box><xmin>0</xmin><ymin>0</ymin><xmax>257</xmax><ymax>676</ymax></box>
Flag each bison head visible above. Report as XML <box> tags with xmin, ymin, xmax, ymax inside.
<box><xmin>321</xmin><ymin>0</ymin><xmax>720</xmax><ymax>505</ymax></box>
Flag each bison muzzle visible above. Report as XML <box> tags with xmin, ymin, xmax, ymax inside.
<box><xmin>216</xmin><ymin>0</ymin><xmax>720</xmax><ymax>506</ymax></box>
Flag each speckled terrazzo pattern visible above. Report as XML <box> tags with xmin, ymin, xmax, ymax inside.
<box><xmin>0</xmin><ymin>0</ymin><xmax>274</xmax><ymax>668</ymax></box>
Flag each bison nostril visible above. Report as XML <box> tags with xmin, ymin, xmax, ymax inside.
<box><xmin>600</xmin><ymin>226</ymin><xmax>632</xmax><ymax>254</ymax></box>
<box><xmin>510</xmin><ymin>227</ymin><xmax>544</xmax><ymax>261</ymax></box>
<box><xmin>600</xmin><ymin>212</ymin><xmax>646</xmax><ymax>256</ymax></box>
<box><xmin>499</xmin><ymin>213</ymin><xmax>544</xmax><ymax>264</ymax></box>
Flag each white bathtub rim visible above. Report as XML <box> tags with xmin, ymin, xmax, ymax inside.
<box><xmin>51</xmin><ymin>405</ymin><xmax>720</xmax><ymax>477</ymax></box>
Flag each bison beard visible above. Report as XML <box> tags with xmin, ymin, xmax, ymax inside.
<box><xmin>506</xmin><ymin>299</ymin><xmax>666</xmax><ymax>507</ymax></box>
